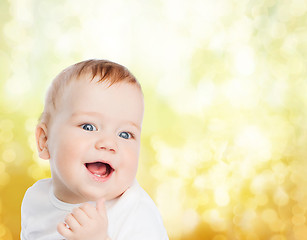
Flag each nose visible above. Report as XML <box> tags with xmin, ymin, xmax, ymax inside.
<box><xmin>95</xmin><ymin>134</ymin><xmax>117</xmax><ymax>153</ymax></box>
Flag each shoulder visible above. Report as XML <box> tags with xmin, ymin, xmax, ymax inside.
<box><xmin>21</xmin><ymin>179</ymin><xmax>52</xmax><ymax>229</ymax></box>
<box><xmin>27</xmin><ymin>178</ymin><xmax>52</xmax><ymax>191</ymax></box>
<box><xmin>21</xmin><ymin>178</ymin><xmax>52</xmax><ymax>212</ymax></box>
<box><xmin>21</xmin><ymin>179</ymin><xmax>68</xmax><ymax>240</ymax></box>
<box><xmin>23</xmin><ymin>178</ymin><xmax>51</xmax><ymax>199</ymax></box>
<box><xmin>129</xmin><ymin>182</ymin><xmax>162</xmax><ymax>220</ymax></box>
<box><xmin>116</xmin><ymin>181</ymin><xmax>169</xmax><ymax>239</ymax></box>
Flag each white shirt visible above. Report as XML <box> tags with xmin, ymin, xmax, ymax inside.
<box><xmin>21</xmin><ymin>178</ymin><xmax>168</xmax><ymax>240</ymax></box>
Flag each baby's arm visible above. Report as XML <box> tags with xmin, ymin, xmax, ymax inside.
<box><xmin>57</xmin><ymin>199</ymin><xmax>111</xmax><ymax>240</ymax></box>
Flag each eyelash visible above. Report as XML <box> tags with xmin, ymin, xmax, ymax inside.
<box><xmin>79</xmin><ymin>124</ymin><xmax>135</xmax><ymax>139</ymax></box>
<box><xmin>80</xmin><ymin>123</ymin><xmax>97</xmax><ymax>131</ymax></box>
<box><xmin>119</xmin><ymin>131</ymin><xmax>135</xmax><ymax>140</ymax></box>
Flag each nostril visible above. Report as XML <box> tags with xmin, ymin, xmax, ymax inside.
<box><xmin>95</xmin><ymin>137</ymin><xmax>117</xmax><ymax>152</ymax></box>
<box><xmin>97</xmin><ymin>144</ymin><xmax>116</xmax><ymax>152</ymax></box>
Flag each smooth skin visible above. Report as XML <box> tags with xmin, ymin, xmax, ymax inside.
<box><xmin>36</xmin><ymin>79</ymin><xmax>144</xmax><ymax>239</ymax></box>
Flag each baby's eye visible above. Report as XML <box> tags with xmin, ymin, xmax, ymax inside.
<box><xmin>119</xmin><ymin>131</ymin><xmax>132</xmax><ymax>139</ymax></box>
<box><xmin>81</xmin><ymin>123</ymin><xmax>97</xmax><ymax>131</ymax></box>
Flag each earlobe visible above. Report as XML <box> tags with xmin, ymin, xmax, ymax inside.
<box><xmin>36</xmin><ymin>123</ymin><xmax>50</xmax><ymax>160</ymax></box>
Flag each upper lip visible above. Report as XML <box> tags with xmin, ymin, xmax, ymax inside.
<box><xmin>84</xmin><ymin>159</ymin><xmax>115</xmax><ymax>170</ymax></box>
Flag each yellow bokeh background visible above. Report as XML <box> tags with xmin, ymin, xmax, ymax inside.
<box><xmin>1</xmin><ymin>0</ymin><xmax>307</xmax><ymax>239</ymax></box>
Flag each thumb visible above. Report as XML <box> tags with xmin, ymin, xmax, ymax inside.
<box><xmin>96</xmin><ymin>198</ymin><xmax>107</xmax><ymax>216</ymax></box>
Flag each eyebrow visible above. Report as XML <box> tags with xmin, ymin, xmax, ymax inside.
<box><xmin>125</xmin><ymin>121</ymin><xmax>141</xmax><ymax>131</ymax></box>
<box><xmin>71</xmin><ymin>111</ymin><xmax>141</xmax><ymax>131</ymax></box>
<box><xmin>71</xmin><ymin>111</ymin><xmax>101</xmax><ymax>118</ymax></box>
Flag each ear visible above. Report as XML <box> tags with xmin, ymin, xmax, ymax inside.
<box><xmin>35</xmin><ymin>123</ymin><xmax>50</xmax><ymax>160</ymax></box>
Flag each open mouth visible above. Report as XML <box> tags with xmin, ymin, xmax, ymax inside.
<box><xmin>85</xmin><ymin>162</ymin><xmax>114</xmax><ymax>179</ymax></box>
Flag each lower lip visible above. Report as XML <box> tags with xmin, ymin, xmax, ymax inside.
<box><xmin>85</xmin><ymin>167</ymin><xmax>114</xmax><ymax>183</ymax></box>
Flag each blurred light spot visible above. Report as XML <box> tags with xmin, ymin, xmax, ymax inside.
<box><xmin>237</xmin><ymin>159</ymin><xmax>256</xmax><ymax>179</ymax></box>
<box><xmin>156</xmin><ymin>146</ymin><xmax>175</xmax><ymax>168</ymax></box>
<box><xmin>203</xmin><ymin>209</ymin><xmax>227</xmax><ymax>231</ymax></box>
<box><xmin>281</xmin><ymin>35</ymin><xmax>298</xmax><ymax>55</ymax></box>
<box><xmin>271</xmin><ymin>219</ymin><xmax>286</xmax><ymax>232</ymax></box>
<box><xmin>193</xmin><ymin>175</ymin><xmax>207</xmax><ymax>191</ymax></box>
<box><xmin>261</xmin><ymin>209</ymin><xmax>277</xmax><ymax>224</ymax></box>
<box><xmin>255</xmin><ymin>194</ymin><xmax>268</xmax><ymax>206</ymax></box>
<box><xmin>0</xmin><ymin>172</ymin><xmax>10</xmax><ymax>187</ymax></box>
<box><xmin>235</xmin><ymin>126</ymin><xmax>272</xmax><ymax>162</ymax></box>
<box><xmin>182</xmin><ymin>209</ymin><xmax>199</xmax><ymax>234</ymax></box>
<box><xmin>270</xmin><ymin>235</ymin><xmax>287</xmax><ymax>240</ymax></box>
<box><xmin>276</xmin><ymin>4</ymin><xmax>291</xmax><ymax>22</ymax></box>
<box><xmin>233</xmin><ymin>204</ymin><xmax>245</xmax><ymax>216</ymax></box>
<box><xmin>28</xmin><ymin>164</ymin><xmax>47</xmax><ymax>180</ymax></box>
<box><xmin>0</xmin><ymin>224</ymin><xmax>7</xmax><ymax>238</ymax></box>
<box><xmin>270</xmin><ymin>22</ymin><xmax>287</xmax><ymax>39</ymax></box>
<box><xmin>292</xmin><ymin>204</ymin><xmax>305</xmax><ymax>215</ymax></box>
<box><xmin>213</xmin><ymin>234</ymin><xmax>227</xmax><ymax>240</ymax></box>
<box><xmin>25</xmin><ymin>118</ymin><xmax>38</xmax><ymax>132</ymax></box>
<box><xmin>223</xmin><ymin>79</ymin><xmax>258</xmax><ymax>108</ymax></box>
<box><xmin>234</xmin><ymin>46</ymin><xmax>255</xmax><ymax>76</ymax></box>
<box><xmin>0</xmin><ymin>120</ymin><xmax>14</xmax><ymax>143</ymax></box>
<box><xmin>0</xmin><ymin>119</ymin><xmax>14</xmax><ymax>129</ymax></box>
<box><xmin>233</xmin><ymin>215</ymin><xmax>241</xmax><ymax>226</ymax></box>
<box><xmin>239</xmin><ymin>210</ymin><xmax>257</xmax><ymax>230</ymax></box>
<box><xmin>156</xmin><ymin>180</ymin><xmax>185</xmax><ymax>237</ymax></box>
<box><xmin>273</xmin><ymin>187</ymin><xmax>289</xmax><ymax>206</ymax></box>
<box><xmin>0</xmin><ymin>130</ymin><xmax>14</xmax><ymax>143</ymax></box>
<box><xmin>3</xmin><ymin>21</ymin><xmax>18</xmax><ymax>42</ymax></box>
<box><xmin>55</xmin><ymin>33</ymin><xmax>74</xmax><ymax>55</ymax></box>
<box><xmin>292</xmin><ymin>214</ymin><xmax>306</xmax><ymax>226</ymax></box>
<box><xmin>170</xmin><ymin>87</ymin><xmax>205</xmax><ymax>115</ymax></box>
<box><xmin>196</xmin><ymin>80</ymin><xmax>215</xmax><ymax>108</ymax></box>
<box><xmin>266</xmin><ymin>80</ymin><xmax>287</xmax><ymax>107</ymax></box>
<box><xmin>209</xmin><ymin>32</ymin><xmax>227</xmax><ymax>51</ymax></box>
<box><xmin>9</xmin><ymin>0</ymin><xmax>33</xmax><ymax>24</ymax></box>
<box><xmin>290</xmin><ymin>0</ymin><xmax>307</xmax><ymax>17</ymax></box>
<box><xmin>163</xmin><ymin>0</ymin><xmax>186</xmax><ymax>23</ymax></box>
<box><xmin>28</xmin><ymin>135</ymin><xmax>37</xmax><ymax>152</ymax></box>
<box><xmin>290</xmin><ymin>59</ymin><xmax>304</xmax><ymax>77</ymax></box>
<box><xmin>208</xmin><ymin>118</ymin><xmax>226</xmax><ymax>132</ymax></box>
<box><xmin>214</xmin><ymin>186</ymin><xmax>230</xmax><ymax>206</ymax></box>
<box><xmin>0</xmin><ymin>162</ymin><xmax>5</xmax><ymax>175</ymax></box>
<box><xmin>271</xmin><ymin>163</ymin><xmax>287</xmax><ymax>184</ymax></box>
<box><xmin>0</xmin><ymin>223</ymin><xmax>13</xmax><ymax>240</ymax></box>
<box><xmin>293</xmin><ymin>225</ymin><xmax>307</xmax><ymax>239</ymax></box>
<box><xmin>5</xmin><ymin>74</ymin><xmax>30</xmax><ymax>98</ymax></box>
<box><xmin>250</xmin><ymin>170</ymin><xmax>274</xmax><ymax>194</ymax></box>
<box><xmin>2</xmin><ymin>149</ymin><xmax>16</xmax><ymax>163</ymax></box>
<box><xmin>246</xmin><ymin>233</ymin><xmax>260</xmax><ymax>240</ymax></box>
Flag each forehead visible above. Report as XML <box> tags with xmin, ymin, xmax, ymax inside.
<box><xmin>60</xmin><ymin>80</ymin><xmax>144</xmax><ymax>124</ymax></box>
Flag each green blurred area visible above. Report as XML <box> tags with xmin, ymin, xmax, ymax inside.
<box><xmin>1</xmin><ymin>0</ymin><xmax>307</xmax><ymax>239</ymax></box>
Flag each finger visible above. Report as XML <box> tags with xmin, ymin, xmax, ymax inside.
<box><xmin>79</xmin><ymin>202</ymin><xmax>97</xmax><ymax>219</ymax></box>
<box><xmin>72</xmin><ymin>207</ymin><xmax>89</xmax><ymax>226</ymax></box>
<box><xmin>57</xmin><ymin>222</ymin><xmax>72</xmax><ymax>238</ymax></box>
<box><xmin>96</xmin><ymin>198</ymin><xmax>107</xmax><ymax>217</ymax></box>
<box><xmin>64</xmin><ymin>213</ymin><xmax>80</xmax><ymax>231</ymax></box>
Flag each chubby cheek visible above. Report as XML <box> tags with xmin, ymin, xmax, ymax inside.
<box><xmin>51</xmin><ymin>135</ymin><xmax>86</xmax><ymax>175</ymax></box>
<box><xmin>120</xmin><ymin>147</ymin><xmax>139</xmax><ymax>181</ymax></box>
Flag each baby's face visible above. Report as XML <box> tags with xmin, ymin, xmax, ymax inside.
<box><xmin>46</xmin><ymin>79</ymin><xmax>144</xmax><ymax>203</ymax></box>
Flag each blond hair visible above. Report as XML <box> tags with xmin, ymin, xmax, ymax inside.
<box><xmin>40</xmin><ymin>59</ymin><xmax>141</xmax><ymax>125</ymax></box>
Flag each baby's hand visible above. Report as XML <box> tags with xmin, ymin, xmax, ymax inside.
<box><xmin>57</xmin><ymin>199</ymin><xmax>110</xmax><ymax>240</ymax></box>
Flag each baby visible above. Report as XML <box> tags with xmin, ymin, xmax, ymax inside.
<box><xmin>21</xmin><ymin>59</ymin><xmax>169</xmax><ymax>240</ymax></box>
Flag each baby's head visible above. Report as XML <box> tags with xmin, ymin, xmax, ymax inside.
<box><xmin>36</xmin><ymin>59</ymin><xmax>144</xmax><ymax>203</ymax></box>
<box><xmin>40</xmin><ymin>59</ymin><xmax>142</xmax><ymax>126</ymax></box>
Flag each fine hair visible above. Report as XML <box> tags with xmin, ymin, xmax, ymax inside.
<box><xmin>40</xmin><ymin>59</ymin><xmax>141</xmax><ymax>125</ymax></box>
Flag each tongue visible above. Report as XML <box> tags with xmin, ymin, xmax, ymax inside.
<box><xmin>86</xmin><ymin>162</ymin><xmax>108</xmax><ymax>176</ymax></box>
